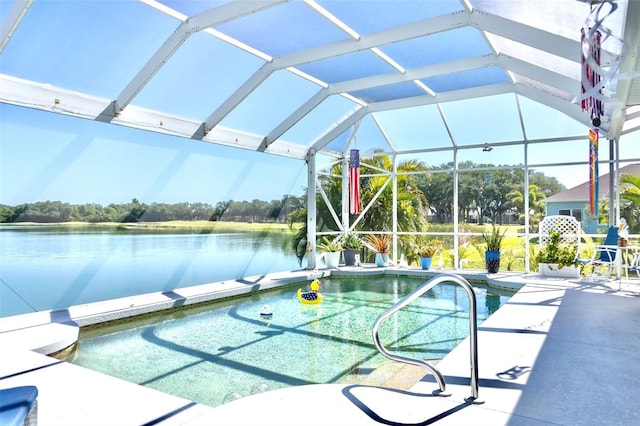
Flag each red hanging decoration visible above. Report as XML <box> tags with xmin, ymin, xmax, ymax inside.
<box><xmin>581</xmin><ymin>27</ymin><xmax>602</xmax><ymax>120</ymax></box>
<box><xmin>349</xmin><ymin>149</ymin><xmax>361</xmax><ymax>215</ymax></box>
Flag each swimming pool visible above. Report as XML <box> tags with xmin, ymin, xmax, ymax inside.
<box><xmin>67</xmin><ymin>275</ymin><xmax>514</xmax><ymax>408</ymax></box>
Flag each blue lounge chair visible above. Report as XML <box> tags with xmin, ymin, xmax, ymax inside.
<box><xmin>578</xmin><ymin>226</ymin><xmax>619</xmax><ymax>280</ymax></box>
<box><xmin>0</xmin><ymin>386</ymin><xmax>38</xmax><ymax>426</ymax></box>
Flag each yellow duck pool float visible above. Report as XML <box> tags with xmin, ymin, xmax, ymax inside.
<box><xmin>297</xmin><ymin>279</ymin><xmax>323</xmax><ymax>305</ymax></box>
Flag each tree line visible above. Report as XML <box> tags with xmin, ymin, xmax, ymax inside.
<box><xmin>0</xmin><ymin>159</ymin><xmax>565</xmax><ymax>228</ymax></box>
<box><xmin>315</xmin><ymin>157</ymin><xmax>565</xmax><ymax>233</ymax></box>
<box><xmin>293</xmin><ymin>157</ymin><xmax>568</xmax><ymax>264</ymax></box>
<box><xmin>4</xmin><ymin>157</ymin><xmax>638</xmax><ymax>234</ymax></box>
<box><xmin>0</xmin><ymin>196</ymin><xmax>306</xmax><ymax>224</ymax></box>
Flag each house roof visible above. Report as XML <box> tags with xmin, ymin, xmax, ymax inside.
<box><xmin>544</xmin><ymin>163</ymin><xmax>640</xmax><ymax>202</ymax></box>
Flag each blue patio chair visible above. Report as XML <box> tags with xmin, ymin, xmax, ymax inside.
<box><xmin>630</xmin><ymin>253</ymin><xmax>640</xmax><ymax>278</ymax></box>
<box><xmin>0</xmin><ymin>386</ymin><xmax>38</xmax><ymax>426</ymax></box>
<box><xmin>578</xmin><ymin>226</ymin><xmax>619</xmax><ymax>280</ymax></box>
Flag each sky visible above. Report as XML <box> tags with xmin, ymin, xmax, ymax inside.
<box><xmin>2</xmin><ymin>100</ymin><xmax>636</xmax><ymax>208</ymax></box>
<box><xmin>1</xmin><ymin>0</ymin><xmax>638</xmax><ymax>207</ymax></box>
<box><xmin>0</xmin><ymin>104</ymin><xmax>308</xmax><ymax>205</ymax></box>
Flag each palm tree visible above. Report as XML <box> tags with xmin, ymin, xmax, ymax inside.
<box><xmin>316</xmin><ymin>163</ymin><xmax>344</xmax><ymax>232</ymax></box>
<box><xmin>620</xmin><ymin>174</ymin><xmax>640</xmax><ymax>204</ymax></box>
<box><xmin>355</xmin><ymin>153</ymin><xmax>430</xmax><ymax>234</ymax></box>
<box><xmin>508</xmin><ymin>184</ymin><xmax>546</xmax><ymax>232</ymax></box>
<box><xmin>620</xmin><ymin>174</ymin><xmax>640</xmax><ymax>233</ymax></box>
<box><xmin>291</xmin><ymin>221</ymin><xmax>308</xmax><ymax>266</ymax></box>
<box><xmin>307</xmin><ymin>151</ymin><xmax>430</xmax><ymax>261</ymax></box>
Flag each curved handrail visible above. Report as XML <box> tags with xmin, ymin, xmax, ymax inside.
<box><xmin>372</xmin><ymin>273</ymin><xmax>479</xmax><ymax>400</ymax></box>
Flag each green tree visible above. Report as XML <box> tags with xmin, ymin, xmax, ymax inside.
<box><xmin>315</xmin><ymin>151</ymin><xmax>429</xmax><ymax>259</ymax></box>
<box><xmin>529</xmin><ymin>171</ymin><xmax>565</xmax><ymax>197</ymax></box>
<box><xmin>345</xmin><ymin>153</ymin><xmax>429</xmax><ymax>234</ymax></box>
<box><xmin>0</xmin><ymin>204</ymin><xmax>17</xmax><ymax>222</ymax></box>
<box><xmin>458</xmin><ymin>166</ymin><xmax>518</xmax><ymax>224</ymax></box>
<box><xmin>316</xmin><ymin>162</ymin><xmax>344</xmax><ymax>232</ymax></box>
<box><xmin>420</xmin><ymin>169</ymin><xmax>453</xmax><ymax>223</ymax></box>
<box><xmin>508</xmin><ymin>184</ymin><xmax>547</xmax><ymax>231</ymax></box>
<box><xmin>210</xmin><ymin>201</ymin><xmax>230</xmax><ymax>221</ymax></box>
<box><xmin>620</xmin><ymin>174</ymin><xmax>640</xmax><ymax>233</ymax></box>
<box><xmin>122</xmin><ymin>198</ymin><xmax>146</xmax><ymax>223</ymax></box>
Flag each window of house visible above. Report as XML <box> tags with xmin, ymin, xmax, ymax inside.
<box><xmin>558</xmin><ymin>209</ymin><xmax>582</xmax><ymax>221</ymax></box>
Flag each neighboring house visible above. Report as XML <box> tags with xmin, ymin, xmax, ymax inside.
<box><xmin>544</xmin><ymin>163</ymin><xmax>640</xmax><ymax>234</ymax></box>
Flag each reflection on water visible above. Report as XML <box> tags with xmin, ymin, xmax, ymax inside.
<box><xmin>0</xmin><ymin>226</ymin><xmax>302</xmax><ymax>317</ymax></box>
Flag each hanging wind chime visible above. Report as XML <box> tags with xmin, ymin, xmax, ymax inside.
<box><xmin>349</xmin><ymin>149</ymin><xmax>361</xmax><ymax>215</ymax></box>
<box><xmin>588</xmin><ymin>128</ymin><xmax>599</xmax><ymax>216</ymax></box>
<box><xmin>581</xmin><ymin>27</ymin><xmax>602</xmax><ymax>126</ymax></box>
<box><xmin>581</xmin><ymin>13</ymin><xmax>602</xmax><ymax>218</ymax></box>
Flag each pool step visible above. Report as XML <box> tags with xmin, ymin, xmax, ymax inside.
<box><xmin>341</xmin><ymin>360</ymin><xmax>438</xmax><ymax>390</ymax></box>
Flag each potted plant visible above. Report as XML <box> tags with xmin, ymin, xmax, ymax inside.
<box><xmin>316</xmin><ymin>236</ymin><xmax>342</xmax><ymax>268</ymax></box>
<box><xmin>342</xmin><ymin>232</ymin><xmax>363</xmax><ymax>266</ymax></box>
<box><xmin>481</xmin><ymin>224</ymin><xmax>505</xmax><ymax>273</ymax></box>
<box><xmin>417</xmin><ymin>243</ymin><xmax>440</xmax><ymax>270</ymax></box>
<box><xmin>535</xmin><ymin>229</ymin><xmax>580</xmax><ymax>278</ymax></box>
<box><xmin>364</xmin><ymin>233</ymin><xmax>392</xmax><ymax>267</ymax></box>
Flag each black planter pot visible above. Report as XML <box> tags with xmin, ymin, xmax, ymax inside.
<box><xmin>485</xmin><ymin>250</ymin><xmax>500</xmax><ymax>273</ymax></box>
<box><xmin>343</xmin><ymin>249</ymin><xmax>359</xmax><ymax>266</ymax></box>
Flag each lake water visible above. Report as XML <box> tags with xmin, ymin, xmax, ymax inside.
<box><xmin>0</xmin><ymin>225</ymin><xmax>303</xmax><ymax>318</ymax></box>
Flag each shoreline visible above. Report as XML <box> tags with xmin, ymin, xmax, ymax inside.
<box><xmin>0</xmin><ymin>220</ymin><xmax>295</xmax><ymax>232</ymax></box>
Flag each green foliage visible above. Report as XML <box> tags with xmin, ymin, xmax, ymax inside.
<box><xmin>417</xmin><ymin>245</ymin><xmax>439</xmax><ymax>258</ymax></box>
<box><xmin>421</xmin><ymin>163</ymin><xmax>563</xmax><ymax>225</ymax></box>
<box><xmin>316</xmin><ymin>236</ymin><xmax>343</xmax><ymax>252</ymax></box>
<box><xmin>364</xmin><ymin>233</ymin><xmax>392</xmax><ymax>254</ymax></box>
<box><xmin>481</xmin><ymin>224</ymin><xmax>506</xmax><ymax>252</ymax></box>
<box><xmin>620</xmin><ymin>173</ymin><xmax>640</xmax><ymax>233</ymax></box>
<box><xmin>535</xmin><ymin>230</ymin><xmax>579</xmax><ymax>268</ymax></box>
<box><xmin>0</xmin><ymin>196</ymin><xmax>307</xmax><ymax>224</ymax></box>
<box><xmin>291</xmin><ymin>223</ymin><xmax>308</xmax><ymax>266</ymax></box>
<box><xmin>415</xmin><ymin>239</ymin><xmax>442</xmax><ymax>258</ymax></box>
<box><xmin>507</xmin><ymin>184</ymin><xmax>547</xmax><ymax>232</ymax></box>
<box><xmin>620</xmin><ymin>174</ymin><xmax>640</xmax><ymax>205</ymax></box>
<box><xmin>342</xmin><ymin>232</ymin><xmax>363</xmax><ymax>250</ymax></box>
<box><xmin>316</xmin><ymin>151</ymin><xmax>431</xmax><ymax>235</ymax></box>
<box><xmin>501</xmin><ymin>247</ymin><xmax>525</xmax><ymax>271</ymax></box>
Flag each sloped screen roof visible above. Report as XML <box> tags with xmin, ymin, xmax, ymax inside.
<box><xmin>1</xmin><ymin>0</ymin><xmax>638</xmax><ymax>161</ymax></box>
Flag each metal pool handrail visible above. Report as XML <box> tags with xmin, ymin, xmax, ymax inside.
<box><xmin>372</xmin><ymin>273</ymin><xmax>479</xmax><ymax>400</ymax></box>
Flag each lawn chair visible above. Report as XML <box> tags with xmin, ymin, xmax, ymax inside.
<box><xmin>627</xmin><ymin>252</ymin><xmax>640</xmax><ymax>279</ymax></box>
<box><xmin>0</xmin><ymin>386</ymin><xmax>38</xmax><ymax>426</ymax></box>
<box><xmin>578</xmin><ymin>225</ymin><xmax>619</xmax><ymax>281</ymax></box>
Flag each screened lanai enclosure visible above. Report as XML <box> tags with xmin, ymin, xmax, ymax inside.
<box><xmin>1</xmin><ymin>0</ymin><xmax>639</xmax><ymax>271</ymax></box>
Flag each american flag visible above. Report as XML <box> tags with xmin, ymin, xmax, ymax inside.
<box><xmin>349</xmin><ymin>149</ymin><xmax>361</xmax><ymax>215</ymax></box>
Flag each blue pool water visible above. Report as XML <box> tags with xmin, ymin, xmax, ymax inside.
<box><xmin>69</xmin><ymin>276</ymin><xmax>514</xmax><ymax>408</ymax></box>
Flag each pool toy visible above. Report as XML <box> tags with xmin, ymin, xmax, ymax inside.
<box><xmin>260</xmin><ymin>305</ymin><xmax>272</xmax><ymax>320</ymax></box>
<box><xmin>297</xmin><ymin>279</ymin><xmax>322</xmax><ymax>305</ymax></box>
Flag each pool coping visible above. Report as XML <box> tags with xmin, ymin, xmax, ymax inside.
<box><xmin>2</xmin><ymin>267</ymin><xmax>639</xmax><ymax>425</ymax></box>
<box><xmin>0</xmin><ymin>266</ymin><xmax>520</xmax><ymax>353</ymax></box>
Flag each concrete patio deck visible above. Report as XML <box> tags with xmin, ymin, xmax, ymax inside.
<box><xmin>1</xmin><ymin>269</ymin><xmax>638</xmax><ymax>425</ymax></box>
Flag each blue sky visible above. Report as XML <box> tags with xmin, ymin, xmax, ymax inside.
<box><xmin>2</xmin><ymin>99</ymin><xmax>635</xmax><ymax>208</ymax></box>
<box><xmin>1</xmin><ymin>0</ymin><xmax>637</xmax><ymax>207</ymax></box>
<box><xmin>0</xmin><ymin>104</ymin><xmax>308</xmax><ymax>205</ymax></box>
